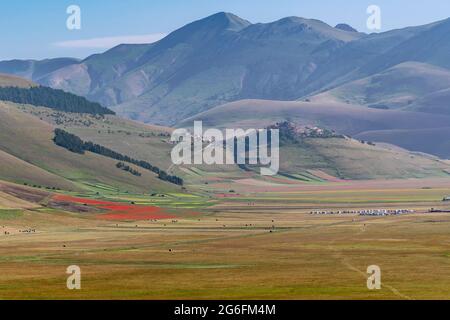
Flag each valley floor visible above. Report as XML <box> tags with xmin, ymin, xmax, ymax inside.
<box><xmin>0</xmin><ymin>178</ymin><xmax>450</xmax><ymax>299</ymax></box>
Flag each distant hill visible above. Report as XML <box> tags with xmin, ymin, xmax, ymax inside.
<box><xmin>0</xmin><ymin>73</ymin><xmax>36</xmax><ymax>88</ymax></box>
<box><xmin>311</xmin><ymin>62</ymin><xmax>450</xmax><ymax>113</ymax></box>
<box><xmin>180</xmin><ymin>99</ymin><xmax>450</xmax><ymax>159</ymax></box>
<box><xmin>0</xmin><ymin>74</ymin><xmax>178</xmax><ymax>191</ymax></box>
<box><xmin>404</xmin><ymin>87</ymin><xmax>450</xmax><ymax>116</ymax></box>
<box><xmin>265</xmin><ymin>122</ymin><xmax>449</xmax><ymax>180</ymax></box>
<box><xmin>355</xmin><ymin>127</ymin><xmax>450</xmax><ymax>159</ymax></box>
<box><xmin>335</xmin><ymin>24</ymin><xmax>358</xmax><ymax>32</ymax></box>
<box><xmin>0</xmin><ymin>58</ymin><xmax>79</xmax><ymax>81</ymax></box>
<box><xmin>0</xmin><ymin>101</ymin><xmax>178</xmax><ymax>193</ymax></box>
<box><xmin>356</xmin><ymin>18</ymin><xmax>450</xmax><ymax>75</ymax></box>
<box><xmin>277</xmin><ymin>136</ymin><xmax>450</xmax><ymax>180</ymax></box>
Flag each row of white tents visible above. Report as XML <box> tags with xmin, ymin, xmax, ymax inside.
<box><xmin>310</xmin><ymin>209</ymin><xmax>415</xmax><ymax>216</ymax></box>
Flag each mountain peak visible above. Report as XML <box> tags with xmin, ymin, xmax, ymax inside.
<box><xmin>246</xmin><ymin>16</ymin><xmax>362</xmax><ymax>42</ymax></box>
<box><xmin>274</xmin><ymin>16</ymin><xmax>324</xmax><ymax>26</ymax></box>
<box><xmin>335</xmin><ymin>23</ymin><xmax>358</xmax><ymax>32</ymax></box>
<box><xmin>148</xmin><ymin>12</ymin><xmax>251</xmax><ymax>50</ymax></box>
<box><xmin>200</xmin><ymin>12</ymin><xmax>252</xmax><ymax>31</ymax></box>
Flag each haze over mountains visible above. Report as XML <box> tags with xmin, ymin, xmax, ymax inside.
<box><xmin>1</xmin><ymin>12</ymin><xmax>449</xmax><ymax>158</ymax></box>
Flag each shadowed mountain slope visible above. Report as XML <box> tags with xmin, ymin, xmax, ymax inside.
<box><xmin>0</xmin><ymin>58</ymin><xmax>79</xmax><ymax>81</ymax></box>
<box><xmin>180</xmin><ymin>99</ymin><xmax>450</xmax><ymax>159</ymax></box>
<box><xmin>311</xmin><ymin>62</ymin><xmax>450</xmax><ymax>112</ymax></box>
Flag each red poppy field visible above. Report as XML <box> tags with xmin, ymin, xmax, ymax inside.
<box><xmin>52</xmin><ymin>194</ymin><xmax>176</xmax><ymax>220</ymax></box>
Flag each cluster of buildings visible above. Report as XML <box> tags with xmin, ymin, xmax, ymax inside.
<box><xmin>310</xmin><ymin>209</ymin><xmax>415</xmax><ymax>216</ymax></box>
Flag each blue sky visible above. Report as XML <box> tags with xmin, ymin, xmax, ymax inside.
<box><xmin>1</xmin><ymin>0</ymin><xmax>450</xmax><ymax>60</ymax></box>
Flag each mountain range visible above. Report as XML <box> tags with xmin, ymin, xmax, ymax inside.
<box><xmin>1</xmin><ymin>12</ymin><xmax>449</xmax><ymax>158</ymax></box>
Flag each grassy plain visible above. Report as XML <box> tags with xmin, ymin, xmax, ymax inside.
<box><xmin>0</xmin><ymin>178</ymin><xmax>449</xmax><ymax>300</ymax></box>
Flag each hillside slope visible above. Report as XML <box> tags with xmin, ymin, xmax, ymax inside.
<box><xmin>0</xmin><ymin>101</ymin><xmax>178</xmax><ymax>193</ymax></box>
<box><xmin>0</xmin><ymin>73</ymin><xmax>36</xmax><ymax>88</ymax></box>
<box><xmin>311</xmin><ymin>62</ymin><xmax>450</xmax><ymax>112</ymax></box>
<box><xmin>0</xmin><ymin>58</ymin><xmax>79</xmax><ymax>81</ymax></box>
<box><xmin>355</xmin><ymin>127</ymin><xmax>450</xmax><ymax>159</ymax></box>
<box><xmin>181</xmin><ymin>99</ymin><xmax>450</xmax><ymax>159</ymax></box>
<box><xmin>18</xmin><ymin>100</ymin><xmax>450</xmax><ymax>181</ymax></box>
<box><xmin>0</xmin><ymin>148</ymin><xmax>76</xmax><ymax>190</ymax></box>
<box><xmin>356</xmin><ymin>18</ymin><xmax>450</xmax><ymax>76</ymax></box>
<box><xmin>19</xmin><ymin>104</ymin><xmax>175</xmax><ymax>171</ymax></box>
<box><xmin>279</xmin><ymin>137</ymin><xmax>450</xmax><ymax>180</ymax></box>
<box><xmin>404</xmin><ymin>88</ymin><xmax>450</xmax><ymax>116</ymax></box>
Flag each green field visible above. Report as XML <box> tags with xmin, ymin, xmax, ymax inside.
<box><xmin>1</xmin><ymin>177</ymin><xmax>449</xmax><ymax>299</ymax></box>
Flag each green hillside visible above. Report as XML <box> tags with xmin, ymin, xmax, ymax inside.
<box><xmin>237</xmin><ymin>122</ymin><xmax>450</xmax><ymax>180</ymax></box>
<box><xmin>19</xmin><ymin>104</ymin><xmax>175</xmax><ymax>171</ymax></box>
<box><xmin>0</xmin><ymin>101</ymin><xmax>179</xmax><ymax>193</ymax></box>
<box><xmin>0</xmin><ymin>148</ymin><xmax>76</xmax><ymax>190</ymax></box>
<box><xmin>279</xmin><ymin>138</ymin><xmax>450</xmax><ymax>180</ymax></box>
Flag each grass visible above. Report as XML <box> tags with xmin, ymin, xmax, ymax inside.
<box><xmin>1</xmin><ymin>208</ymin><xmax>449</xmax><ymax>299</ymax></box>
<box><xmin>1</xmin><ymin>178</ymin><xmax>450</xmax><ymax>299</ymax></box>
<box><xmin>0</xmin><ymin>209</ymin><xmax>23</xmax><ymax>220</ymax></box>
<box><xmin>0</xmin><ymin>102</ymin><xmax>180</xmax><ymax>194</ymax></box>
<box><xmin>45</xmin><ymin>186</ymin><xmax>214</xmax><ymax>215</ymax></box>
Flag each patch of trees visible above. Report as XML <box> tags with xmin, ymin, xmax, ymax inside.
<box><xmin>360</xmin><ymin>140</ymin><xmax>376</xmax><ymax>146</ymax></box>
<box><xmin>0</xmin><ymin>86</ymin><xmax>115</xmax><ymax>115</ymax></box>
<box><xmin>23</xmin><ymin>182</ymin><xmax>60</xmax><ymax>190</ymax></box>
<box><xmin>53</xmin><ymin>128</ymin><xmax>85</xmax><ymax>154</ymax></box>
<box><xmin>116</xmin><ymin>162</ymin><xmax>142</xmax><ymax>177</ymax></box>
<box><xmin>368</xmin><ymin>104</ymin><xmax>389</xmax><ymax>110</ymax></box>
<box><xmin>53</xmin><ymin>129</ymin><xmax>183</xmax><ymax>186</ymax></box>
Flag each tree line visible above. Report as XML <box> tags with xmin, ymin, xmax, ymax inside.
<box><xmin>116</xmin><ymin>162</ymin><xmax>142</xmax><ymax>177</ymax></box>
<box><xmin>0</xmin><ymin>86</ymin><xmax>115</xmax><ymax>115</ymax></box>
<box><xmin>53</xmin><ymin>129</ymin><xmax>184</xmax><ymax>186</ymax></box>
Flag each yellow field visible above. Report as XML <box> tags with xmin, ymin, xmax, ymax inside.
<box><xmin>0</xmin><ymin>179</ymin><xmax>449</xmax><ymax>300</ymax></box>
